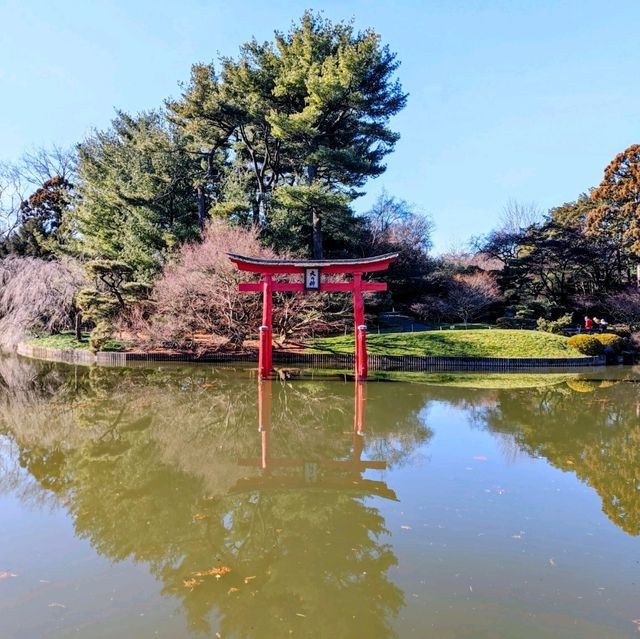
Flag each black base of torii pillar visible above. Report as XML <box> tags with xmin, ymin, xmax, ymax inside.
<box><xmin>228</xmin><ymin>253</ymin><xmax>398</xmax><ymax>381</ymax></box>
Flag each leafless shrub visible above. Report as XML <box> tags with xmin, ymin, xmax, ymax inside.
<box><xmin>129</xmin><ymin>219</ymin><xmax>346</xmax><ymax>350</ymax></box>
<box><xmin>447</xmin><ymin>271</ymin><xmax>500</xmax><ymax>326</ymax></box>
<box><xmin>409</xmin><ymin>295</ymin><xmax>453</xmax><ymax>323</ymax></box>
<box><xmin>0</xmin><ymin>256</ymin><xmax>86</xmax><ymax>349</ymax></box>
<box><xmin>607</xmin><ymin>287</ymin><xmax>640</xmax><ymax>330</ymax></box>
<box><xmin>440</xmin><ymin>249</ymin><xmax>503</xmax><ymax>272</ymax></box>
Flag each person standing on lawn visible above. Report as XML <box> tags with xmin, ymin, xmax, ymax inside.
<box><xmin>584</xmin><ymin>316</ymin><xmax>594</xmax><ymax>333</ymax></box>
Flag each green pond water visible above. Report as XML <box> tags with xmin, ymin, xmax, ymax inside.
<box><xmin>1</xmin><ymin>356</ymin><xmax>639</xmax><ymax>638</ymax></box>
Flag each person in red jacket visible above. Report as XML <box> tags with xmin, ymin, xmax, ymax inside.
<box><xmin>584</xmin><ymin>316</ymin><xmax>594</xmax><ymax>333</ymax></box>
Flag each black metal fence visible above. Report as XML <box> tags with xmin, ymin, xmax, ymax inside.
<box><xmin>17</xmin><ymin>343</ymin><xmax>605</xmax><ymax>371</ymax></box>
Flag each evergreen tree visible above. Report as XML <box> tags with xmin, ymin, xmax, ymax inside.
<box><xmin>73</xmin><ymin>111</ymin><xmax>201</xmax><ymax>280</ymax></box>
<box><xmin>168</xmin><ymin>11</ymin><xmax>407</xmax><ymax>258</ymax></box>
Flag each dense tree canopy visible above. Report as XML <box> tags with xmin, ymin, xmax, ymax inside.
<box><xmin>168</xmin><ymin>11</ymin><xmax>407</xmax><ymax>258</ymax></box>
<box><xmin>73</xmin><ymin>111</ymin><xmax>201</xmax><ymax>280</ymax></box>
<box><xmin>588</xmin><ymin>144</ymin><xmax>640</xmax><ymax>258</ymax></box>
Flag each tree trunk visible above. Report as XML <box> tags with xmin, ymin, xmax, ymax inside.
<box><xmin>307</xmin><ymin>163</ymin><xmax>323</xmax><ymax>259</ymax></box>
<box><xmin>75</xmin><ymin>312</ymin><xmax>83</xmax><ymax>342</ymax></box>
<box><xmin>197</xmin><ymin>184</ymin><xmax>207</xmax><ymax>230</ymax></box>
<box><xmin>637</xmin><ymin>262</ymin><xmax>640</xmax><ymax>289</ymax></box>
<box><xmin>312</xmin><ymin>209</ymin><xmax>323</xmax><ymax>259</ymax></box>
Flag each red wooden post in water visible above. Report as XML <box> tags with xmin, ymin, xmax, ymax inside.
<box><xmin>353</xmin><ymin>274</ymin><xmax>367</xmax><ymax>381</ymax></box>
<box><xmin>259</xmin><ymin>275</ymin><xmax>273</xmax><ymax>379</ymax></box>
<box><xmin>229</xmin><ymin>253</ymin><xmax>397</xmax><ymax>381</ymax></box>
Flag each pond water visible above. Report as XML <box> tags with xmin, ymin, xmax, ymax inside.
<box><xmin>1</xmin><ymin>356</ymin><xmax>639</xmax><ymax>638</ymax></box>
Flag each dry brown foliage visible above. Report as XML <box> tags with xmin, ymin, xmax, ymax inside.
<box><xmin>588</xmin><ymin>144</ymin><xmax>640</xmax><ymax>255</ymax></box>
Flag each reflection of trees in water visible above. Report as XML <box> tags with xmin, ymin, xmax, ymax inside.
<box><xmin>0</xmin><ymin>356</ymin><xmax>432</xmax><ymax>637</ymax></box>
<box><xmin>161</xmin><ymin>492</ymin><xmax>403</xmax><ymax>637</ymax></box>
<box><xmin>464</xmin><ymin>378</ymin><xmax>640</xmax><ymax>536</ymax></box>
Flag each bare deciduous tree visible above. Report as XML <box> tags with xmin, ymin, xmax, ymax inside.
<box><xmin>447</xmin><ymin>272</ymin><xmax>500</xmax><ymax>327</ymax></box>
<box><xmin>0</xmin><ymin>256</ymin><xmax>86</xmax><ymax>350</ymax></box>
<box><xmin>0</xmin><ymin>146</ymin><xmax>76</xmax><ymax>246</ymax></box>
<box><xmin>606</xmin><ymin>288</ymin><xmax>640</xmax><ymax>330</ymax></box>
<box><xmin>499</xmin><ymin>198</ymin><xmax>542</xmax><ymax>234</ymax></box>
<box><xmin>16</xmin><ymin>145</ymin><xmax>76</xmax><ymax>185</ymax></box>
<box><xmin>0</xmin><ymin>164</ymin><xmax>26</xmax><ymax>242</ymax></box>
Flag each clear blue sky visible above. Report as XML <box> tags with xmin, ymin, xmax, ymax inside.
<box><xmin>1</xmin><ymin>0</ymin><xmax>638</xmax><ymax>252</ymax></box>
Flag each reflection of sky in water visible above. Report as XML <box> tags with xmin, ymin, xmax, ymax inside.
<box><xmin>0</xmin><ymin>357</ymin><xmax>639</xmax><ymax>638</ymax></box>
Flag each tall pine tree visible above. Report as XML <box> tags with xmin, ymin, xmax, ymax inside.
<box><xmin>168</xmin><ymin>11</ymin><xmax>407</xmax><ymax>258</ymax></box>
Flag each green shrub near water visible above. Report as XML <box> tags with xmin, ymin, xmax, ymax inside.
<box><xmin>536</xmin><ymin>313</ymin><xmax>574</xmax><ymax>334</ymax></box>
<box><xmin>566</xmin><ymin>334</ymin><xmax>604</xmax><ymax>355</ymax></box>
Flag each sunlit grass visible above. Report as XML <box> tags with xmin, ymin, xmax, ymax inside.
<box><xmin>310</xmin><ymin>329</ymin><xmax>586</xmax><ymax>359</ymax></box>
<box><xmin>27</xmin><ymin>331</ymin><xmax>124</xmax><ymax>352</ymax></box>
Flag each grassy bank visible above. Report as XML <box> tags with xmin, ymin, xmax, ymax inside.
<box><xmin>311</xmin><ymin>329</ymin><xmax>586</xmax><ymax>359</ymax></box>
<box><xmin>27</xmin><ymin>332</ymin><xmax>124</xmax><ymax>352</ymax></box>
<box><xmin>26</xmin><ymin>328</ymin><xmax>587</xmax><ymax>361</ymax></box>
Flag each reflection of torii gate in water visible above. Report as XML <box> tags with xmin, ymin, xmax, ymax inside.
<box><xmin>228</xmin><ymin>253</ymin><xmax>398</xmax><ymax>381</ymax></box>
<box><xmin>231</xmin><ymin>381</ymin><xmax>397</xmax><ymax>501</ymax></box>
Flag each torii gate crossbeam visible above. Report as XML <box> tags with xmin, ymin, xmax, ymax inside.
<box><xmin>228</xmin><ymin>253</ymin><xmax>397</xmax><ymax>381</ymax></box>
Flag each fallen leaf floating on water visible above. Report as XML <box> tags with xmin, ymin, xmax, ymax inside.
<box><xmin>549</xmin><ymin>558</ymin><xmax>557</xmax><ymax>567</ymax></box>
<box><xmin>0</xmin><ymin>572</ymin><xmax>18</xmax><ymax>579</ymax></box>
<box><xmin>227</xmin><ymin>587</ymin><xmax>239</xmax><ymax>594</ymax></box>
<box><xmin>400</xmin><ymin>525</ymin><xmax>412</xmax><ymax>530</ymax></box>
<box><xmin>192</xmin><ymin>513</ymin><xmax>208</xmax><ymax>521</ymax></box>
<box><xmin>193</xmin><ymin>566</ymin><xmax>232</xmax><ymax>578</ymax></box>
<box><xmin>566</xmin><ymin>460</ymin><xmax>575</xmax><ymax>465</ymax></box>
<box><xmin>183</xmin><ymin>578</ymin><xmax>202</xmax><ymax>591</ymax></box>
<box><xmin>48</xmin><ymin>603</ymin><xmax>66</xmax><ymax>609</ymax></box>
<box><xmin>473</xmin><ymin>456</ymin><xmax>488</xmax><ymax>461</ymax></box>
<box><xmin>244</xmin><ymin>576</ymin><xmax>256</xmax><ymax>584</ymax></box>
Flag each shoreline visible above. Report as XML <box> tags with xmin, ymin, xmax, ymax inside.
<box><xmin>15</xmin><ymin>342</ymin><xmax>606</xmax><ymax>372</ymax></box>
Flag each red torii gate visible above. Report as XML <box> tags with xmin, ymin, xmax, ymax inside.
<box><xmin>228</xmin><ymin>253</ymin><xmax>398</xmax><ymax>381</ymax></box>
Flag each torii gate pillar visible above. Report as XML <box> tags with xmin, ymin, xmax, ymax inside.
<box><xmin>229</xmin><ymin>253</ymin><xmax>397</xmax><ymax>382</ymax></box>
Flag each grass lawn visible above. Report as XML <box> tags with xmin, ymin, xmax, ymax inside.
<box><xmin>310</xmin><ymin>329</ymin><xmax>586</xmax><ymax>359</ymax></box>
<box><xmin>27</xmin><ymin>331</ymin><xmax>124</xmax><ymax>352</ymax></box>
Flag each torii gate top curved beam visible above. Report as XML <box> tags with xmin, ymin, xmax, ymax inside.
<box><xmin>227</xmin><ymin>252</ymin><xmax>398</xmax><ymax>274</ymax></box>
